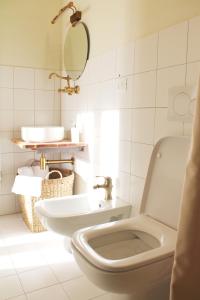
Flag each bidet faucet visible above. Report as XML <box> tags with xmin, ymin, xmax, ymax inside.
<box><xmin>93</xmin><ymin>176</ymin><xmax>112</xmax><ymax>201</ymax></box>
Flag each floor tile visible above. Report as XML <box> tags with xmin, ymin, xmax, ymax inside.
<box><xmin>19</xmin><ymin>266</ymin><xmax>57</xmax><ymax>293</ymax></box>
<box><xmin>92</xmin><ymin>294</ymin><xmax>111</xmax><ymax>300</ymax></box>
<box><xmin>27</xmin><ymin>284</ymin><xmax>69</xmax><ymax>300</ymax></box>
<box><xmin>50</xmin><ymin>256</ymin><xmax>83</xmax><ymax>282</ymax></box>
<box><xmin>11</xmin><ymin>250</ymin><xmax>47</xmax><ymax>273</ymax></box>
<box><xmin>10</xmin><ymin>295</ymin><xmax>27</xmax><ymax>300</ymax></box>
<box><xmin>62</xmin><ymin>276</ymin><xmax>104</xmax><ymax>300</ymax></box>
<box><xmin>0</xmin><ymin>275</ymin><xmax>24</xmax><ymax>299</ymax></box>
<box><xmin>0</xmin><ymin>254</ymin><xmax>16</xmax><ymax>278</ymax></box>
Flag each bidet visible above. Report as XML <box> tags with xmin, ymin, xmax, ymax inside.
<box><xmin>35</xmin><ymin>193</ymin><xmax>131</xmax><ymax>237</ymax></box>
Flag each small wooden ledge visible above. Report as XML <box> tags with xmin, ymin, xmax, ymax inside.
<box><xmin>12</xmin><ymin>138</ymin><xmax>87</xmax><ymax>151</ymax></box>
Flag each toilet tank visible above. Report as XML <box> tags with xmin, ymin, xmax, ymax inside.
<box><xmin>140</xmin><ymin>136</ymin><xmax>190</xmax><ymax>229</ymax></box>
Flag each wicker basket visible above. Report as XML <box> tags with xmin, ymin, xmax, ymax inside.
<box><xmin>19</xmin><ymin>169</ymin><xmax>74</xmax><ymax>232</ymax></box>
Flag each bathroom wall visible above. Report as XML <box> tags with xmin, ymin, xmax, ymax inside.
<box><xmin>0</xmin><ymin>1</ymin><xmax>62</xmax><ymax>215</ymax></box>
<box><xmin>0</xmin><ymin>0</ymin><xmax>62</xmax><ymax>69</ymax></box>
<box><xmin>67</xmin><ymin>0</ymin><xmax>200</xmax><ymax>58</ymax></box>
<box><xmin>61</xmin><ymin>13</ymin><xmax>200</xmax><ymax>213</ymax></box>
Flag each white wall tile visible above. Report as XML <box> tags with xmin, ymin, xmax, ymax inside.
<box><xmin>89</xmin><ymin>56</ymin><xmax>104</xmax><ymax>84</ymax></box>
<box><xmin>78</xmin><ymin>61</ymin><xmax>91</xmax><ymax>85</ymax></box>
<box><xmin>119</xmin><ymin>141</ymin><xmax>131</xmax><ymax>173</ymax></box>
<box><xmin>132</xmin><ymin>108</ymin><xmax>155</xmax><ymax>144</ymax></box>
<box><xmin>98</xmin><ymin>80</ymin><xmax>117</xmax><ymax>110</ymax></box>
<box><xmin>0</xmin><ymin>110</ymin><xmax>13</xmax><ymax>131</ymax></box>
<box><xmin>14</xmin><ymin>89</ymin><xmax>34</xmax><ymax>110</ymax></box>
<box><xmin>183</xmin><ymin>122</ymin><xmax>193</xmax><ymax>136</ymax></box>
<box><xmin>154</xmin><ymin>108</ymin><xmax>183</xmax><ymax>143</ymax></box>
<box><xmin>0</xmin><ymin>131</ymin><xmax>14</xmax><ymax>153</ymax></box>
<box><xmin>131</xmin><ymin>143</ymin><xmax>153</xmax><ymax>178</ymax></box>
<box><xmin>186</xmin><ymin>62</ymin><xmax>200</xmax><ymax>87</ymax></box>
<box><xmin>0</xmin><ymin>66</ymin><xmax>13</xmax><ymax>88</ymax></box>
<box><xmin>1</xmin><ymin>153</ymin><xmax>14</xmax><ymax>174</ymax></box>
<box><xmin>134</xmin><ymin>34</ymin><xmax>158</xmax><ymax>73</ymax></box>
<box><xmin>0</xmin><ymin>174</ymin><xmax>16</xmax><ymax>195</ymax></box>
<box><xmin>14</xmin><ymin>68</ymin><xmax>34</xmax><ymax>89</ymax></box>
<box><xmin>101</xmin><ymin>49</ymin><xmax>117</xmax><ymax>80</ymax></box>
<box><xmin>35</xmin><ymin>69</ymin><xmax>54</xmax><ymax>90</ymax></box>
<box><xmin>116</xmin><ymin>171</ymin><xmax>131</xmax><ymax>203</ymax></box>
<box><xmin>35</xmin><ymin>90</ymin><xmax>54</xmax><ymax>110</ymax></box>
<box><xmin>133</xmin><ymin>71</ymin><xmax>156</xmax><ymax>108</ymax></box>
<box><xmin>14</xmin><ymin>111</ymin><xmax>34</xmax><ymax>130</ymax></box>
<box><xmin>158</xmin><ymin>22</ymin><xmax>188</xmax><ymax>68</ymax></box>
<box><xmin>188</xmin><ymin>16</ymin><xmax>200</xmax><ymax>62</ymax></box>
<box><xmin>156</xmin><ymin>65</ymin><xmax>186</xmax><ymax>107</ymax></box>
<box><xmin>130</xmin><ymin>175</ymin><xmax>145</xmax><ymax>215</ymax></box>
<box><xmin>116</xmin><ymin>76</ymin><xmax>133</xmax><ymax>109</ymax></box>
<box><xmin>0</xmin><ymin>88</ymin><xmax>13</xmax><ymax>110</ymax></box>
<box><xmin>87</xmin><ymin>83</ymin><xmax>101</xmax><ymax>110</ymax></box>
<box><xmin>14</xmin><ymin>152</ymin><xmax>35</xmax><ymax>170</ymax></box>
<box><xmin>0</xmin><ymin>66</ymin><xmax>59</xmax><ymax>216</ymax></box>
<box><xmin>0</xmin><ymin>195</ymin><xmax>16</xmax><ymax>215</ymax></box>
<box><xmin>116</xmin><ymin>42</ymin><xmax>134</xmax><ymax>77</ymax></box>
<box><xmin>119</xmin><ymin>109</ymin><xmax>132</xmax><ymax>141</ymax></box>
<box><xmin>35</xmin><ymin>111</ymin><xmax>54</xmax><ymax>126</ymax></box>
<box><xmin>54</xmin><ymin>92</ymin><xmax>61</xmax><ymax>110</ymax></box>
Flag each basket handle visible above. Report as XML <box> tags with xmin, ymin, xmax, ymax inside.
<box><xmin>45</xmin><ymin>170</ymin><xmax>63</xmax><ymax>179</ymax></box>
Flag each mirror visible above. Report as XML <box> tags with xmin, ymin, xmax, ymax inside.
<box><xmin>64</xmin><ymin>22</ymin><xmax>89</xmax><ymax>80</ymax></box>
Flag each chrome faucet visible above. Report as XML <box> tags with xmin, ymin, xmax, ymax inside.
<box><xmin>93</xmin><ymin>176</ymin><xmax>112</xmax><ymax>201</ymax></box>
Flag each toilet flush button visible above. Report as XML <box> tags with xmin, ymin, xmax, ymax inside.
<box><xmin>157</xmin><ymin>152</ymin><xmax>161</xmax><ymax>158</ymax></box>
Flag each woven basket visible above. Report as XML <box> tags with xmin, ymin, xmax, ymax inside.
<box><xmin>19</xmin><ymin>169</ymin><xmax>74</xmax><ymax>232</ymax></box>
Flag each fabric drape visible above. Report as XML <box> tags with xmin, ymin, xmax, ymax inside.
<box><xmin>170</xmin><ymin>79</ymin><xmax>200</xmax><ymax>300</ymax></box>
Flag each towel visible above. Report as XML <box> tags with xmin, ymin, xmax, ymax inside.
<box><xmin>17</xmin><ymin>166</ymin><xmax>34</xmax><ymax>177</ymax></box>
<box><xmin>32</xmin><ymin>165</ymin><xmax>49</xmax><ymax>178</ymax></box>
<box><xmin>12</xmin><ymin>175</ymin><xmax>43</xmax><ymax>197</ymax></box>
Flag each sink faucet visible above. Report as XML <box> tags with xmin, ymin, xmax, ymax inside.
<box><xmin>93</xmin><ymin>176</ymin><xmax>112</xmax><ymax>201</ymax></box>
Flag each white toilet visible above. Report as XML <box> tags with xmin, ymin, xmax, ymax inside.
<box><xmin>71</xmin><ymin>137</ymin><xmax>190</xmax><ymax>300</ymax></box>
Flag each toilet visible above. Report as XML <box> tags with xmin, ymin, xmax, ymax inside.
<box><xmin>71</xmin><ymin>137</ymin><xmax>190</xmax><ymax>300</ymax></box>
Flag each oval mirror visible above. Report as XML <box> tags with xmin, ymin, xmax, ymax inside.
<box><xmin>64</xmin><ymin>22</ymin><xmax>89</xmax><ymax>80</ymax></box>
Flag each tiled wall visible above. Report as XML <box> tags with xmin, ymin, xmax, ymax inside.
<box><xmin>0</xmin><ymin>66</ymin><xmax>61</xmax><ymax>215</ymax></box>
<box><xmin>61</xmin><ymin>16</ymin><xmax>200</xmax><ymax>214</ymax></box>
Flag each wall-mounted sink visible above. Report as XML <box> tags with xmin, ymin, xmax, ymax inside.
<box><xmin>21</xmin><ymin>126</ymin><xmax>65</xmax><ymax>143</ymax></box>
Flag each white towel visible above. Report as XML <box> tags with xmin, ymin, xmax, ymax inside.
<box><xmin>12</xmin><ymin>175</ymin><xmax>43</xmax><ymax>197</ymax></box>
<box><xmin>17</xmin><ymin>166</ymin><xmax>34</xmax><ymax>177</ymax></box>
<box><xmin>32</xmin><ymin>165</ymin><xmax>49</xmax><ymax>178</ymax></box>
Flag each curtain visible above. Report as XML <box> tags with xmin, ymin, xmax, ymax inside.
<box><xmin>170</xmin><ymin>79</ymin><xmax>200</xmax><ymax>300</ymax></box>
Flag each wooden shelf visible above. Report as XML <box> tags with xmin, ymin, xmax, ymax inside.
<box><xmin>12</xmin><ymin>138</ymin><xmax>87</xmax><ymax>151</ymax></box>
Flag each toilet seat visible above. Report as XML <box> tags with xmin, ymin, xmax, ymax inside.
<box><xmin>72</xmin><ymin>215</ymin><xmax>176</xmax><ymax>272</ymax></box>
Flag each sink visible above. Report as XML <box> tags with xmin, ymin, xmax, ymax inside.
<box><xmin>21</xmin><ymin>126</ymin><xmax>65</xmax><ymax>143</ymax></box>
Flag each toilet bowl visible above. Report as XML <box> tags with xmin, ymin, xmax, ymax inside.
<box><xmin>71</xmin><ymin>136</ymin><xmax>190</xmax><ymax>300</ymax></box>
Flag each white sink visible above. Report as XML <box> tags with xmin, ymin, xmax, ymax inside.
<box><xmin>21</xmin><ymin>126</ymin><xmax>65</xmax><ymax>143</ymax></box>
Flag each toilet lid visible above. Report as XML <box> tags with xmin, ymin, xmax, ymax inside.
<box><xmin>141</xmin><ymin>137</ymin><xmax>190</xmax><ymax>229</ymax></box>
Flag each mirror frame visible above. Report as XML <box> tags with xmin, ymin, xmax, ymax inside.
<box><xmin>64</xmin><ymin>22</ymin><xmax>90</xmax><ymax>81</ymax></box>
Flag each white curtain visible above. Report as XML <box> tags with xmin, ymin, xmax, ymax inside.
<box><xmin>170</xmin><ymin>79</ymin><xmax>200</xmax><ymax>300</ymax></box>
